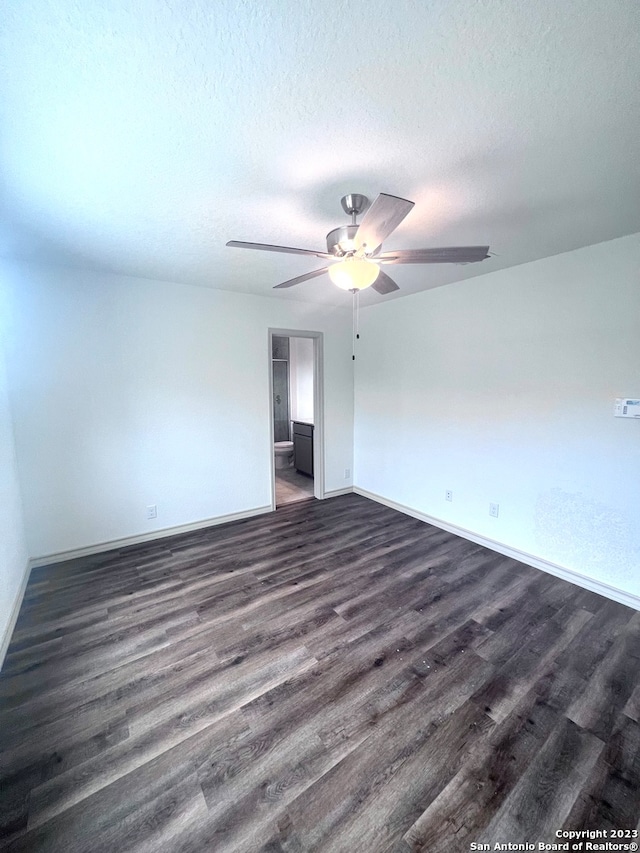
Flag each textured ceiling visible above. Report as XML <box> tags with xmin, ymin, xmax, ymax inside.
<box><xmin>1</xmin><ymin>0</ymin><xmax>639</xmax><ymax>306</ymax></box>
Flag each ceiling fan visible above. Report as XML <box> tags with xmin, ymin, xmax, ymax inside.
<box><xmin>227</xmin><ymin>192</ymin><xmax>490</xmax><ymax>295</ymax></box>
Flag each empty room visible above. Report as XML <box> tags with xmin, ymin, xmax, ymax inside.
<box><xmin>1</xmin><ymin>1</ymin><xmax>639</xmax><ymax>851</ymax></box>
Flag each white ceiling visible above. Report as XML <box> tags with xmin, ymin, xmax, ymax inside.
<box><xmin>1</xmin><ymin>0</ymin><xmax>639</xmax><ymax>306</ymax></box>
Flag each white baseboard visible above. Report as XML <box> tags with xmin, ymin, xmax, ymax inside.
<box><xmin>29</xmin><ymin>505</ymin><xmax>273</xmax><ymax>568</ymax></box>
<box><xmin>323</xmin><ymin>486</ymin><xmax>354</xmax><ymax>499</ymax></box>
<box><xmin>0</xmin><ymin>558</ymin><xmax>32</xmax><ymax>671</ymax></box>
<box><xmin>354</xmin><ymin>487</ymin><xmax>640</xmax><ymax>612</ymax></box>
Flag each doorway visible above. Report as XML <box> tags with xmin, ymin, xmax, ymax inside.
<box><xmin>269</xmin><ymin>329</ymin><xmax>324</xmax><ymax>510</ymax></box>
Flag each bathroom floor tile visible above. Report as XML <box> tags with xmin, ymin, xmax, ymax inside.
<box><xmin>275</xmin><ymin>467</ymin><xmax>314</xmax><ymax>506</ymax></box>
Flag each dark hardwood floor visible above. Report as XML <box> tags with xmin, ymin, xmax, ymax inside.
<box><xmin>1</xmin><ymin>493</ymin><xmax>639</xmax><ymax>852</ymax></box>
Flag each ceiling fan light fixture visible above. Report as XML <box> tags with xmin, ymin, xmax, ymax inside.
<box><xmin>328</xmin><ymin>256</ymin><xmax>380</xmax><ymax>291</ymax></box>
<box><xmin>228</xmin><ymin>191</ymin><xmax>490</xmax><ymax>295</ymax></box>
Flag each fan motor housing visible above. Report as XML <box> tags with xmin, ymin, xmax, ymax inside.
<box><xmin>326</xmin><ymin>225</ymin><xmax>357</xmax><ymax>256</ymax></box>
<box><xmin>326</xmin><ymin>225</ymin><xmax>381</xmax><ymax>257</ymax></box>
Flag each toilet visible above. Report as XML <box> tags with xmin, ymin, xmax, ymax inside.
<box><xmin>274</xmin><ymin>440</ymin><xmax>294</xmax><ymax>469</ymax></box>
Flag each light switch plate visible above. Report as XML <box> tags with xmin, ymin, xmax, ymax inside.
<box><xmin>614</xmin><ymin>398</ymin><xmax>640</xmax><ymax>418</ymax></box>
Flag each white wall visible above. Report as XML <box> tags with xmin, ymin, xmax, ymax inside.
<box><xmin>289</xmin><ymin>336</ymin><xmax>314</xmax><ymax>423</ymax></box>
<box><xmin>4</xmin><ymin>264</ymin><xmax>354</xmax><ymax>558</ymax></box>
<box><xmin>354</xmin><ymin>233</ymin><xmax>640</xmax><ymax>599</ymax></box>
<box><xmin>0</xmin><ymin>275</ymin><xmax>29</xmax><ymax>661</ymax></box>
<box><xmin>5</xmin><ymin>233</ymin><xmax>638</xmax><ymax>605</ymax></box>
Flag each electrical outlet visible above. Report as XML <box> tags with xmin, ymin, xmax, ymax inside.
<box><xmin>146</xmin><ymin>505</ymin><xmax>157</xmax><ymax>519</ymax></box>
<box><xmin>445</xmin><ymin>490</ymin><xmax>453</xmax><ymax>502</ymax></box>
<box><xmin>344</xmin><ymin>468</ymin><xmax>351</xmax><ymax>479</ymax></box>
<box><xmin>489</xmin><ymin>502</ymin><xmax>499</xmax><ymax>518</ymax></box>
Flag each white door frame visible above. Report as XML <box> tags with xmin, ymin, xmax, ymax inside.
<box><xmin>268</xmin><ymin>329</ymin><xmax>325</xmax><ymax>510</ymax></box>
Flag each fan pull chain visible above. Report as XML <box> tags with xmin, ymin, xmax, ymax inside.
<box><xmin>351</xmin><ymin>289</ymin><xmax>361</xmax><ymax>361</ymax></box>
<box><xmin>352</xmin><ymin>289</ymin><xmax>356</xmax><ymax>360</ymax></box>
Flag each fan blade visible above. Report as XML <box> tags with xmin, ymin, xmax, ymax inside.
<box><xmin>273</xmin><ymin>267</ymin><xmax>329</xmax><ymax>289</ymax></box>
<box><xmin>379</xmin><ymin>246</ymin><xmax>490</xmax><ymax>264</ymax></box>
<box><xmin>371</xmin><ymin>270</ymin><xmax>400</xmax><ymax>295</ymax></box>
<box><xmin>355</xmin><ymin>193</ymin><xmax>415</xmax><ymax>253</ymax></box>
<box><xmin>227</xmin><ymin>240</ymin><xmax>333</xmax><ymax>259</ymax></box>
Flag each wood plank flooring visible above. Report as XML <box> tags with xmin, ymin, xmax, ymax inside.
<box><xmin>1</xmin><ymin>493</ymin><xmax>639</xmax><ymax>852</ymax></box>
